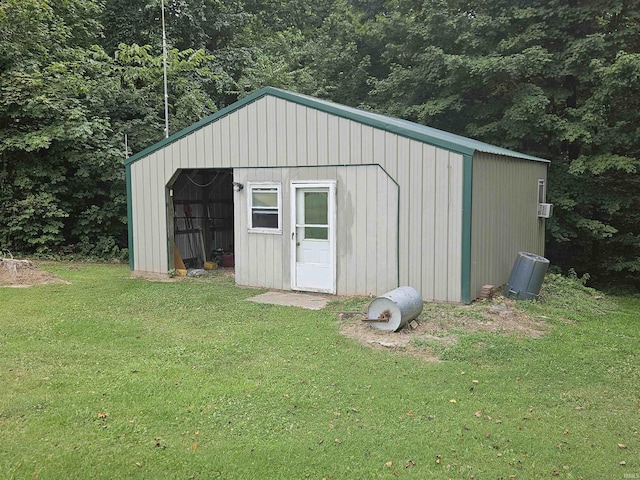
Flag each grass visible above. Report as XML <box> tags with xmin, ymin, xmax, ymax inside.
<box><xmin>0</xmin><ymin>263</ymin><xmax>638</xmax><ymax>479</ymax></box>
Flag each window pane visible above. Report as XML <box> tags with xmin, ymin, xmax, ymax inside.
<box><xmin>253</xmin><ymin>191</ymin><xmax>278</xmax><ymax>208</ymax></box>
<box><xmin>252</xmin><ymin>210</ymin><xmax>279</xmax><ymax>229</ymax></box>
<box><xmin>304</xmin><ymin>192</ymin><xmax>328</xmax><ymax>225</ymax></box>
<box><xmin>538</xmin><ymin>180</ymin><xmax>545</xmax><ymax>203</ymax></box>
<box><xmin>305</xmin><ymin>226</ymin><xmax>328</xmax><ymax>240</ymax></box>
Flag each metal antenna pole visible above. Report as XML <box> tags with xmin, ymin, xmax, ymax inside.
<box><xmin>161</xmin><ymin>0</ymin><xmax>169</xmax><ymax>138</ymax></box>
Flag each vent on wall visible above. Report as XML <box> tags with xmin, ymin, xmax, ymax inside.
<box><xmin>538</xmin><ymin>203</ymin><xmax>553</xmax><ymax>218</ymax></box>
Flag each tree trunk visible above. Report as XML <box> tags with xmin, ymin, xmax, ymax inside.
<box><xmin>1</xmin><ymin>258</ymin><xmax>33</xmax><ymax>276</ymax></box>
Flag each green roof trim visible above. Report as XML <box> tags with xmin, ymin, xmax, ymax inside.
<box><xmin>125</xmin><ymin>163</ymin><xmax>134</xmax><ymax>269</ymax></box>
<box><xmin>125</xmin><ymin>87</ymin><xmax>549</xmax><ymax>166</ymax></box>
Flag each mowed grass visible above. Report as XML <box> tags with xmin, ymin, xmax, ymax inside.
<box><xmin>0</xmin><ymin>263</ymin><xmax>638</xmax><ymax>479</ymax></box>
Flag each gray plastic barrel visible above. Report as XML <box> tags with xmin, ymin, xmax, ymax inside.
<box><xmin>503</xmin><ymin>252</ymin><xmax>550</xmax><ymax>300</ymax></box>
<box><xmin>367</xmin><ymin>286</ymin><xmax>423</xmax><ymax>332</ymax></box>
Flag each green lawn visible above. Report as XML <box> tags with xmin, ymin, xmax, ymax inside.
<box><xmin>0</xmin><ymin>263</ymin><xmax>638</xmax><ymax>479</ymax></box>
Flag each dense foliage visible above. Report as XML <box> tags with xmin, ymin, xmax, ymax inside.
<box><xmin>1</xmin><ymin>0</ymin><xmax>638</xmax><ymax>288</ymax></box>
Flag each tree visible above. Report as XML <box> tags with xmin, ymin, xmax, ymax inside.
<box><xmin>0</xmin><ymin>0</ymin><xmax>219</xmax><ymax>257</ymax></box>
<box><xmin>2</xmin><ymin>0</ymin><xmax>639</xmax><ymax>287</ymax></box>
<box><xmin>101</xmin><ymin>0</ymin><xmax>158</xmax><ymax>54</ymax></box>
<box><xmin>364</xmin><ymin>0</ymin><xmax>640</xmax><ymax>288</ymax></box>
<box><xmin>0</xmin><ymin>0</ymin><xmax>114</xmax><ymax>255</ymax></box>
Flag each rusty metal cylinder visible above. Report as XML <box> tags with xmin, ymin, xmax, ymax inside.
<box><xmin>367</xmin><ymin>286</ymin><xmax>423</xmax><ymax>332</ymax></box>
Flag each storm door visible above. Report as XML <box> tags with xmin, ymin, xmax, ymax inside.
<box><xmin>290</xmin><ymin>182</ymin><xmax>336</xmax><ymax>293</ymax></box>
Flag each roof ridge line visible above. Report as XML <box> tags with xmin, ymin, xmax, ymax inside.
<box><xmin>124</xmin><ymin>87</ymin><xmax>549</xmax><ymax>166</ymax></box>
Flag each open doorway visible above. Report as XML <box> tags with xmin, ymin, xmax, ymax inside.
<box><xmin>168</xmin><ymin>168</ymin><xmax>235</xmax><ymax>270</ymax></box>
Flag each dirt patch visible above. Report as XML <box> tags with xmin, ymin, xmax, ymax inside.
<box><xmin>131</xmin><ymin>271</ymin><xmax>180</xmax><ymax>283</ymax></box>
<box><xmin>132</xmin><ymin>267</ymin><xmax>236</xmax><ymax>282</ymax></box>
<box><xmin>0</xmin><ymin>258</ymin><xmax>68</xmax><ymax>287</ymax></box>
<box><xmin>336</xmin><ymin>296</ymin><xmax>548</xmax><ymax>361</ymax></box>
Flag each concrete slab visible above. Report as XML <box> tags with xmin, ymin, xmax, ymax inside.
<box><xmin>247</xmin><ymin>291</ymin><xmax>330</xmax><ymax>310</ymax></box>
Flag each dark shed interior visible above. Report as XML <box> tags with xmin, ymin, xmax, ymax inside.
<box><xmin>169</xmin><ymin>168</ymin><xmax>234</xmax><ymax>269</ymax></box>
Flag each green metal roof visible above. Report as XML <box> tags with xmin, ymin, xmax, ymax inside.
<box><xmin>125</xmin><ymin>86</ymin><xmax>549</xmax><ymax>166</ymax></box>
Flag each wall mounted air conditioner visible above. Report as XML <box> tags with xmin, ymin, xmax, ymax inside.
<box><xmin>538</xmin><ymin>203</ymin><xmax>553</xmax><ymax>218</ymax></box>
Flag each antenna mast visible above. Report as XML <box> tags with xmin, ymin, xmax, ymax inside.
<box><xmin>161</xmin><ymin>0</ymin><xmax>169</xmax><ymax>138</ymax></box>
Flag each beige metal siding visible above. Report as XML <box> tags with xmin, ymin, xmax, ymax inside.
<box><xmin>131</xmin><ymin>159</ymin><xmax>168</xmax><ymax>273</ymax></box>
<box><xmin>130</xmin><ymin>96</ymin><xmax>464</xmax><ymax>301</ymax></box>
<box><xmin>394</xmin><ymin>141</ymin><xmax>464</xmax><ymax>302</ymax></box>
<box><xmin>470</xmin><ymin>152</ymin><xmax>548</xmax><ymax>300</ymax></box>
<box><xmin>232</xmin><ymin>166</ymin><xmax>399</xmax><ymax>296</ymax></box>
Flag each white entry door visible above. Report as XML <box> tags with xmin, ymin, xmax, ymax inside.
<box><xmin>291</xmin><ymin>182</ymin><xmax>336</xmax><ymax>294</ymax></box>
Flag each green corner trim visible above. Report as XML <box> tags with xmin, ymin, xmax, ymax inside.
<box><xmin>461</xmin><ymin>154</ymin><xmax>473</xmax><ymax>304</ymax></box>
<box><xmin>126</xmin><ymin>163</ymin><xmax>134</xmax><ymax>270</ymax></box>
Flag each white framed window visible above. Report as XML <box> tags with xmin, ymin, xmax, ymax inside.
<box><xmin>537</xmin><ymin>178</ymin><xmax>546</xmax><ymax>203</ymax></box>
<box><xmin>248</xmin><ymin>182</ymin><xmax>282</xmax><ymax>233</ymax></box>
<box><xmin>537</xmin><ymin>178</ymin><xmax>553</xmax><ymax>218</ymax></box>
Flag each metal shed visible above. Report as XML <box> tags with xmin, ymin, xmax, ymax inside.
<box><xmin>125</xmin><ymin>87</ymin><xmax>550</xmax><ymax>303</ymax></box>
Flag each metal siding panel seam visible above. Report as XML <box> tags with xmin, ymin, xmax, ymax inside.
<box><xmin>159</xmin><ymin>158</ymin><xmax>170</xmax><ymax>272</ymax></box>
<box><xmin>237</xmin><ymin>169</ymin><xmax>248</xmax><ymax>286</ymax></box>
<box><xmin>280</xmin><ymin>168</ymin><xmax>291</xmax><ymax>288</ymax></box>
<box><xmin>390</xmin><ymin>174</ymin><xmax>400</xmax><ymax>290</ymax></box>
<box><xmin>222</xmin><ymin>116</ymin><xmax>232</xmax><ymax>164</ymax></box>
<box><xmin>140</xmin><ymin>161</ymin><xmax>151</xmax><ymax>271</ymax></box>
<box><xmin>362</xmin><ymin>125</ymin><xmax>373</xmax><ymax>164</ymax></box>
<box><xmin>355</xmin><ymin>165</ymin><xmax>368</xmax><ymax>292</ymax></box>
<box><xmin>316</xmin><ymin>110</ymin><xmax>329</xmax><ymax>165</ymax></box>
<box><xmin>273</xmin><ymin>168</ymin><xmax>285</xmax><ymax>288</ymax></box>
<box><xmin>374</xmin><ymin>167</ymin><xmax>388</xmax><ymax>294</ymax></box>
<box><xmin>204</xmin><ymin>124</ymin><xmax>213</xmax><ymax>165</ymax></box>
<box><xmin>229</xmin><ymin>108</ymin><xmax>240</xmax><ymax>165</ymax></box>
<box><xmin>238</xmin><ymin>105</ymin><xmax>250</xmax><ymax>166</ymax></box>
<box><xmin>267</xmin><ymin>233</ymin><xmax>276</xmax><ymax>288</ymax></box>
<box><xmin>307</xmin><ymin>108</ymin><xmax>318</xmax><ymax>166</ymax></box>
<box><xmin>396</xmin><ymin>136</ymin><xmax>410</xmax><ymax>286</ymax></box>
<box><xmin>195</xmin><ymin>128</ymin><xmax>205</xmax><ymax>166</ymax></box>
<box><xmin>338</xmin><ymin>118</ymin><xmax>351</xmax><ymax>165</ymax></box>
<box><xmin>286</xmin><ymin>102</ymin><xmax>297</xmax><ymax>166</ymax></box>
<box><xmin>345</xmin><ymin>166</ymin><xmax>357</xmax><ymax>294</ymax></box>
<box><xmin>365</xmin><ymin>167</ymin><xmax>378</xmax><ymax>294</ymax></box>
<box><xmin>351</xmin><ymin>121</ymin><xmax>362</xmax><ymax>165</ymax></box>
<box><xmin>265</xmin><ymin>96</ymin><xmax>276</xmax><ymax>167</ymax></box>
<box><xmin>275</xmin><ymin>99</ymin><xmax>287</xmax><ymax>167</ymax></box>
<box><xmin>421</xmin><ymin>144</ymin><xmax>436</xmax><ymax>300</ymax></box>
<box><xmin>373</xmin><ymin>130</ymin><xmax>386</xmax><ymax>172</ymax></box>
<box><xmin>327</xmin><ymin>115</ymin><xmax>339</xmax><ymax>165</ymax></box>
<box><xmin>384</xmin><ymin>133</ymin><xmax>398</xmax><ymax>180</ymax></box>
<box><xmin>149</xmin><ymin>156</ymin><xmax>160</xmax><ymax>272</ymax></box>
<box><xmin>408</xmin><ymin>142</ymin><xmax>422</xmax><ymax>294</ymax></box>
<box><xmin>433</xmin><ymin>148</ymin><xmax>449</xmax><ymax>300</ymax></box>
<box><xmin>210</xmin><ymin>121</ymin><xmax>220</xmax><ymax>166</ymax></box>
<box><xmin>335</xmin><ymin>167</ymin><xmax>348</xmax><ymax>294</ymax></box>
<box><xmin>188</xmin><ymin>129</ymin><xmax>197</xmax><ymax>168</ymax></box>
<box><xmin>296</xmin><ymin>104</ymin><xmax>308</xmax><ymax>166</ymax></box>
<box><xmin>245</xmin><ymin>101</ymin><xmax>257</xmax><ymax>167</ymax></box>
<box><xmin>255</xmin><ymin>214</ymin><xmax>265</xmax><ymax>287</ymax></box>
